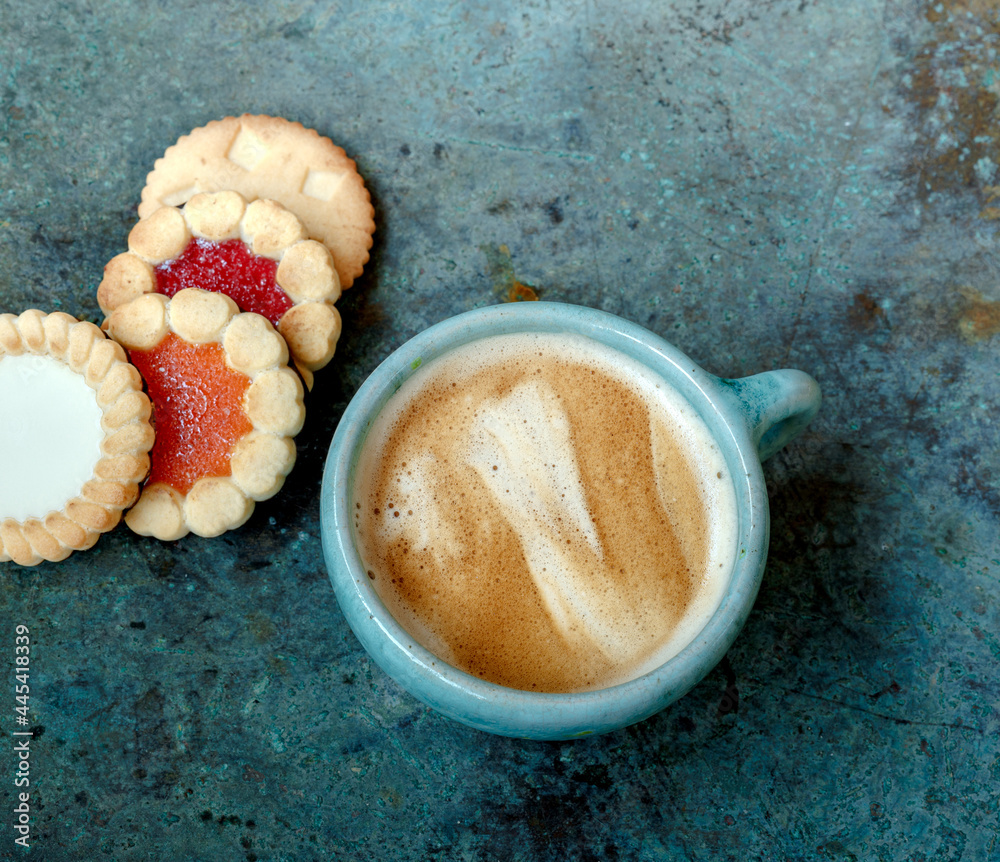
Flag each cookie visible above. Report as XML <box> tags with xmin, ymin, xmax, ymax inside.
<box><xmin>139</xmin><ymin>115</ymin><xmax>375</xmax><ymax>290</ymax></box>
<box><xmin>106</xmin><ymin>289</ymin><xmax>305</xmax><ymax>541</ymax></box>
<box><xmin>0</xmin><ymin>310</ymin><xmax>154</xmax><ymax>566</ymax></box>
<box><xmin>99</xmin><ymin>191</ymin><xmax>342</xmax><ymax>389</ymax></box>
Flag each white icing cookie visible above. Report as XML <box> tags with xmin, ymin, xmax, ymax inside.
<box><xmin>0</xmin><ymin>310</ymin><xmax>154</xmax><ymax>566</ymax></box>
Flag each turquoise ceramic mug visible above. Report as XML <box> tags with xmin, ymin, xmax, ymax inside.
<box><xmin>320</xmin><ymin>302</ymin><xmax>820</xmax><ymax>739</ymax></box>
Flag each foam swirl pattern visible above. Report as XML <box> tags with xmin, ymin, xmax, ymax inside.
<box><xmin>353</xmin><ymin>332</ymin><xmax>738</xmax><ymax>693</ymax></box>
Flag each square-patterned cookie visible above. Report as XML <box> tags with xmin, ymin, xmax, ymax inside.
<box><xmin>139</xmin><ymin>115</ymin><xmax>375</xmax><ymax>291</ymax></box>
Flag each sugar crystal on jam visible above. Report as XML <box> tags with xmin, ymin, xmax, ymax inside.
<box><xmin>154</xmin><ymin>238</ymin><xmax>293</xmax><ymax>326</ymax></box>
<box><xmin>129</xmin><ymin>333</ymin><xmax>254</xmax><ymax>494</ymax></box>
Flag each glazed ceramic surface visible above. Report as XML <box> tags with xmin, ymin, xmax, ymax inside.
<box><xmin>321</xmin><ymin>302</ymin><xmax>820</xmax><ymax>739</ymax></box>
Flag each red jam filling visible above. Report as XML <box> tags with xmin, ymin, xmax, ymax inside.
<box><xmin>129</xmin><ymin>334</ymin><xmax>254</xmax><ymax>495</ymax></box>
<box><xmin>154</xmin><ymin>238</ymin><xmax>293</xmax><ymax>327</ymax></box>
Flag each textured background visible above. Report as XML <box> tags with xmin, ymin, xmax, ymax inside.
<box><xmin>2</xmin><ymin>1</ymin><xmax>999</xmax><ymax>859</ymax></box>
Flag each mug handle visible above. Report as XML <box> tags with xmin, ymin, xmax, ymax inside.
<box><xmin>721</xmin><ymin>370</ymin><xmax>821</xmax><ymax>462</ymax></box>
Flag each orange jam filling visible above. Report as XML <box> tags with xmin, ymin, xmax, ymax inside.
<box><xmin>129</xmin><ymin>333</ymin><xmax>253</xmax><ymax>494</ymax></box>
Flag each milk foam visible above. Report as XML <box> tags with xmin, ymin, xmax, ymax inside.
<box><xmin>353</xmin><ymin>331</ymin><xmax>739</xmax><ymax>692</ymax></box>
<box><xmin>0</xmin><ymin>353</ymin><xmax>105</xmax><ymax>522</ymax></box>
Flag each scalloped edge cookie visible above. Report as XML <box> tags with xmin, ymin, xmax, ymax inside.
<box><xmin>107</xmin><ymin>289</ymin><xmax>305</xmax><ymax>541</ymax></box>
<box><xmin>138</xmin><ymin>114</ymin><xmax>375</xmax><ymax>290</ymax></box>
<box><xmin>0</xmin><ymin>310</ymin><xmax>154</xmax><ymax>566</ymax></box>
<box><xmin>99</xmin><ymin>191</ymin><xmax>342</xmax><ymax>390</ymax></box>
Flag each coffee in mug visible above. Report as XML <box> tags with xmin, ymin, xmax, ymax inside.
<box><xmin>351</xmin><ymin>331</ymin><xmax>739</xmax><ymax>693</ymax></box>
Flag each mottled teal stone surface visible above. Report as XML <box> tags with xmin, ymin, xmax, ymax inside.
<box><xmin>1</xmin><ymin>1</ymin><xmax>999</xmax><ymax>859</ymax></box>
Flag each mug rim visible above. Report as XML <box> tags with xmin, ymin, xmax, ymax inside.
<box><xmin>320</xmin><ymin>301</ymin><xmax>769</xmax><ymax>739</ymax></box>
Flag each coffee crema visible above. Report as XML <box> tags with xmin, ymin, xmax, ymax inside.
<box><xmin>352</xmin><ymin>332</ymin><xmax>738</xmax><ymax>693</ymax></box>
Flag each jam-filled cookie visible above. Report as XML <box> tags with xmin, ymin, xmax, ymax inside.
<box><xmin>99</xmin><ymin>191</ymin><xmax>341</xmax><ymax>389</ymax></box>
<box><xmin>0</xmin><ymin>310</ymin><xmax>154</xmax><ymax>566</ymax></box>
<box><xmin>139</xmin><ymin>114</ymin><xmax>375</xmax><ymax>290</ymax></box>
<box><xmin>106</xmin><ymin>288</ymin><xmax>305</xmax><ymax>541</ymax></box>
